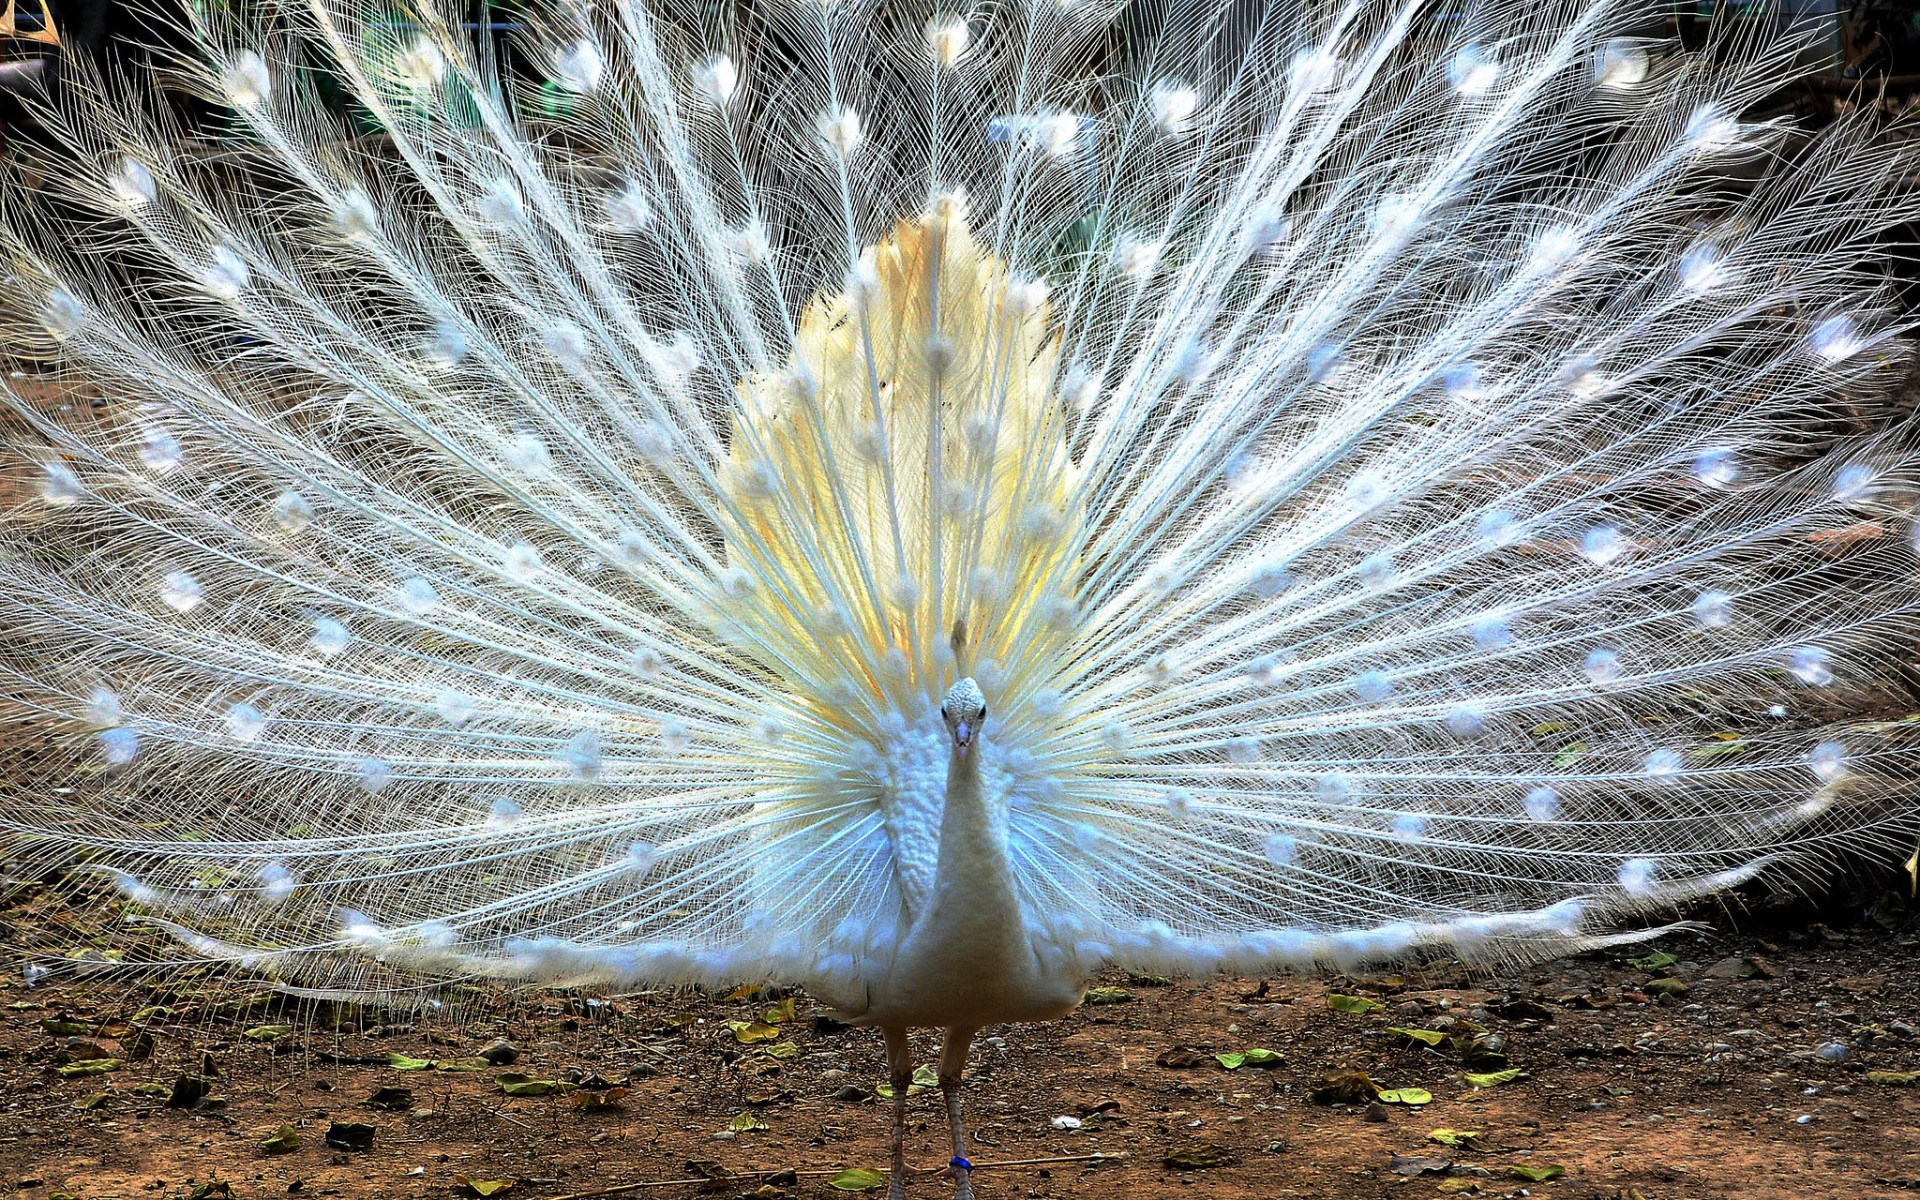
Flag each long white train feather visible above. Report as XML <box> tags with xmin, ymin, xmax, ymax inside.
<box><xmin>2</xmin><ymin>0</ymin><xmax>1917</xmax><ymax>1000</ymax></box>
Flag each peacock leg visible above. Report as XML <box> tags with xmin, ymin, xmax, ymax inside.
<box><xmin>938</xmin><ymin>1026</ymin><xmax>980</xmax><ymax>1200</ymax></box>
<box><xmin>883</xmin><ymin>1025</ymin><xmax>913</xmax><ymax>1200</ymax></box>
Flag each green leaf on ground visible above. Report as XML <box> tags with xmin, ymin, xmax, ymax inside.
<box><xmin>1084</xmin><ymin>986</ymin><xmax>1133</xmax><ymax>1005</ymax></box>
<box><xmin>1386</xmin><ymin>1027</ymin><xmax>1448</xmax><ymax>1046</ymax></box>
<box><xmin>1376</xmin><ymin>1087</ymin><xmax>1434</xmax><ymax>1105</ymax></box>
<box><xmin>1462</xmin><ymin>1069</ymin><xmax>1527</xmax><ymax>1088</ymax></box>
<box><xmin>1428</xmin><ymin>1129</ymin><xmax>1482</xmax><ymax>1146</ymax></box>
<box><xmin>386</xmin><ymin>1052</ymin><xmax>433</xmax><ymax>1070</ymax></box>
<box><xmin>1867</xmin><ymin>1070</ymin><xmax>1920</xmax><ymax>1085</ymax></box>
<box><xmin>1627</xmin><ymin>951</ymin><xmax>1677</xmax><ymax>971</ymax></box>
<box><xmin>727</xmin><ymin>1112</ymin><xmax>769</xmax><ymax>1132</ymax></box>
<box><xmin>728</xmin><ymin>1020</ymin><xmax>781</xmax><ymax>1044</ymax></box>
<box><xmin>827</xmin><ymin>1168</ymin><xmax>887</xmax><ymax>1192</ymax></box>
<box><xmin>497</xmin><ymin>1074</ymin><xmax>577</xmax><ymax>1096</ymax></box>
<box><xmin>1507</xmin><ymin>1164</ymin><xmax>1565</xmax><ymax>1182</ymax></box>
<box><xmin>1329</xmin><ymin>993</ymin><xmax>1384</xmax><ymax>1014</ymax></box>
<box><xmin>262</xmin><ymin>1124</ymin><xmax>301</xmax><ymax>1154</ymax></box>
<box><xmin>875</xmin><ymin>1065</ymin><xmax>939</xmax><ymax>1097</ymax></box>
<box><xmin>56</xmin><ymin>1058</ymin><xmax>121</xmax><ymax>1077</ymax></box>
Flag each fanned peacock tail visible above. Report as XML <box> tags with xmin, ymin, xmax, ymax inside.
<box><xmin>3</xmin><ymin>0</ymin><xmax>1918</xmax><ymax>1000</ymax></box>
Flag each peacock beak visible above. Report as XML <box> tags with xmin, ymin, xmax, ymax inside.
<box><xmin>953</xmin><ymin>719</ymin><xmax>974</xmax><ymax>750</ymax></box>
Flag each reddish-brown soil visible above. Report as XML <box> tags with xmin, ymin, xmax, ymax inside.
<box><xmin>2</xmin><ymin>883</ymin><xmax>1917</xmax><ymax>1200</ymax></box>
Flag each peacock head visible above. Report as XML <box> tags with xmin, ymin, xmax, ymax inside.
<box><xmin>941</xmin><ymin>677</ymin><xmax>987</xmax><ymax>753</ymax></box>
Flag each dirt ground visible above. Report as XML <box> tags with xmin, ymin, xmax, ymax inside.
<box><xmin>2</xmin><ymin>879</ymin><xmax>1917</xmax><ymax>1200</ymax></box>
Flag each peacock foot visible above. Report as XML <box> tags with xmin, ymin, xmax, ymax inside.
<box><xmin>949</xmin><ymin>1157</ymin><xmax>975</xmax><ymax>1200</ymax></box>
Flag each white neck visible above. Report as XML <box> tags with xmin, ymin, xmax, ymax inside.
<box><xmin>925</xmin><ymin>738</ymin><xmax>1024</xmax><ymax>936</ymax></box>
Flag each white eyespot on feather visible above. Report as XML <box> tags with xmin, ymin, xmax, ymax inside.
<box><xmin>1583</xmin><ymin>647</ymin><xmax>1623</xmax><ymax>687</ymax></box>
<box><xmin>1808</xmin><ymin>741</ymin><xmax>1847</xmax><ymax>783</ymax></box>
<box><xmin>1580</xmin><ymin>525</ymin><xmax>1626</xmax><ymax>567</ymax></box>
<box><xmin>1247</xmin><ymin>562</ymin><xmax>1291</xmax><ymax>600</ymax></box>
<box><xmin>925</xmin><ymin>15</ymin><xmax>970</xmax><ymax>67</ymax></box>
<box><xmin>1317</xmin><ymin>773</ymin><xmax>1353</xmax><ymax>803</ymax></box>
<box><xmin>1149</xmin><ymin>81</ymin><xmax>1198</xmax><ymax>133</ymax></box>
<box><xmin>421</xmin><ymin>320</ymin><xmax>468</xmax><ymax>370</ymax></box>
<box><xmin>357</xmin><ymin>759</ymin><xmax>392</xmax><ymax>794</ymax></box>
<box><xmin>393</xmin><ymin>37</ymin><xmax>447</xmax><ymax>89</ymax></box>
<box><xmin>1391</xmin><ymin>813</ymin><xmax>1428</xmax><ymax>843</ymax></box>
<box><xmin>39</xmin><ymin>462</ymin><xmax>83</xmax><ymax>506</ymax></box>
<box><xmin>485</xmin><ymin>798</ymin><xmax>521</xmax><ymax>829</ymax></box>
<box><xmin>562</xmin><ymin>730</ymin><xmax>603</xmax><ymax>782</ymax></box>
<box><xmin>87</xmin><ymin>687</ymin><xmax>124</xmax><ymax>728</ymax></box>
<box><xmin>111</xmin><ymin>156</ymin><xmax>156</xmax><ymax>208</ymax></box>
<box><xmin>1616</xmin><ymin>857</ymin><xmax>1657</xmax><ymax>894</ymax></box>
<box><xmin>1371</xmin><ymin>193</ymin><xmax>1425</xmax><ymax>242</ymax></box>
<box><xmin>1810</xmin><ymin>314</ymin><xmax>1863</xmax><ymax>362</ymax></box>
<box><xmin>312</xmin><ymin>617</ymin><xmax>350</xmax><ymax>658</ymax></box>
<box><xmin>200</xmin><ymin>246</ymin><xmax>251</xmax><ymax>299</ymax></box>
<box><xmin>100</xmin><ymin>727</ymin><xmax>140</xmax><ymax>767</ymax></box>
<box><xmin>1307</xmin><ymin>342</ymin><xmax>1345</xmax><ymax>382</ymax></box>
<box><xmin>435</xmin><ymin>690</ymin><xmax>476</xmax><ymax>726</ymax></box>
<box><xmin>1263</xmin><ymin>833</ymin><xmax>1298</xmax><ymax>867</ymax></box>
<box><xmin>1442</xmin><ymin>361</ymin><xmax>1487</xmax><ymax>404</ymax></box>
<box><xmin>161</xmin><ymin>570</ymin><xmax>203</xmax><ymax>614</ymax></box>
<box><xmin>1164</xmin><ymin>789</ymin><xmax>1194</xmax><ymax>823</ymax></box>
<box><xmin>1562</xmin><ymin>356</ymin><xmax>1611</xmax><ymax>400</ymax></box>
<box><xmin>1524</xmin><ymin>785</ymin><xmax>1560</xmax><ymax>822</ymax></box>
<box><xmin>552</xmin><ymin>38</ymin><xmax>605</xmax><ymax>92</ymax></box>
<box><xmin>1476</xmin><ymin>509</ymin><xmax>1520</xmax><ymax>548</ymax></box>
<box><xmin>1471</xmin><ymin>614</ymin><xmax>1512</xmax><ymax>650</ymax></box>
<box><xmin>602</xmin><ymin>181</ymin><xmax>653</xmax><ymax>232</ymax></box>
<box><xmin>1445</xmin><ymin>705</ymin><xmax>1487</xmax><ymax>738</ymax></box>
<box><xmin>271</xmin><ymin>490</ymin><xmax>314</xmax><ymax>534</ymax></box>
<box><xmin>259</xmin><ymin>862</ymin><xmax>297</xmax><ymax>903</ymax></box>
<box><xmin>1006</xmin><ymin>275</ymin><xmax>1050</xmax><ymax>317</ymax></box>
<box><xmin>541</xmin><ymin>321</ymin><xmax>590</xmax><ymax>372</ymax></box>
<box><xmin>226</xmin><ymin>702</ymin><xmax>268</xmax><ymax>742</ymax></box>
<box><xmin>223</xmin><ymin>49</ymin><xmax>272</xmax><ymax>107</ymax></box>
<box><xmin>41</xmin><ymin>287</ymin><xmax>87</xmax><ymax>340</ymax></box>
<box><xmin>1290</xmin><ymin>46</ymin><xmax>1340</xmax><ymax>94</ymax></box>
<box><xmin>1226</xmin><ymin>735</ymin><xmax>1260</xmax><ymax>765</ymax></box>
<box><xmin>1447</xmin><ymin>43</ymin><xmax>1498</xmax><ymax>96</ymax></box>
<box><xmin>1593</xmin><ymin>39</ymin><xmax>1649</xmax><ymax>90</ymax></box>
<box><xmin>1832</xmin><ymin>463</ymin><xmax>1875</xmax><ymax>507</ymax></box>
<box><xmin>330</xmin><ymin>189</ymin><xmax>381</xmax><ymax>242</ymax></box>
<box><xmin>1353</xmin><ymin>670</ymin><xmax>1392</xmax><ymax>703</ymax></box>
<box><xmin>1693</xmin><ymin>447</ymin><xmax>1739</xmax><ymax>488</ymax></box>
<box><xmin>1061</xmin><ymin>364</ymin><xmax>1100</xmax><ymax>412</ymax></box>
<box><xmin>625</xmin><ymin>841</ymin><xmax>659</xmax><ymax>876</ymax></box>
<box><xmin>658</xmin><ymin>719</ymin><xmax>691</xmax><ymax>753</ymax></box>
<box><xmin>477</xmin><ymin>177</ymin><xmax>526</xmax><ymax>227</ymax></box>
<box><xmin>502</xmin><ymin>541</ymin><xmax>543</xmax><ymax>582</ymax></box>
<box><xmin>1677</xmin><ymin>242</ymin><xmax>1728</xmax><ymax>294</ymax></box>
<box><xmin>396</xmin><ymin>575</ymin><xmax>439</xmax><ymax>616</ymax></box>
<box><xmin>139</xmin><ymin>427</ymin><xmax>182</xmax><ymax>473</ymax></box>
<box><xmin>730</xmin><ymin>222</ymin><xmax>772</xmax><ymax>266</ymax></box>
<box><xmin>1642</xmin><ymin>749</ymin><xmax>1682</xmax><ymax>780</ymax></box>
<box><xmin>1684</xmin><ymin>104</ymin><xmax>1743</xmax><ymax>151</ymax></box>
<box><xmin>1692</xmin><ymin>590</ymin><xmax>1733</xmax><ymax>630</ymax></box>
<box><xmin>1358</xmin><ymin>550</ymin><xmax>1395</xmax><ymax>589</ymax></box>
<box><xmin>692</xmin><ymin>54</ymin><xmax>739</xmax><ymax>107</ymax></box>
<box><xmin>1527</xmin><ymin>225</ymin><xmax>1580</xmax><ymax>274</ymax></box>
<box><xmin>1112</xmin><ymin>235</ymin><xmax>1161</xmax><ymax>280</ymax></box>
<box><xmin>1789</xmin><ymin>646</ymin><xmax>1832</xmax><ymax>686</ymax></box>
<box><xmin>630</xmin><ymin>646</ymin><xmax>665</xmax><ymax>679</ymax></box>
<box><xmin>816</xmin><ymin>105</ymin><xmax>863</xmax><ymax>156</ymax></box>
